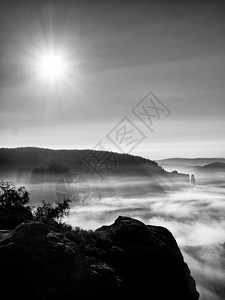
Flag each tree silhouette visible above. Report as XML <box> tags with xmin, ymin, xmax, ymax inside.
<box><xmin>0</xmin><ymin>180</ymin><xmax>30</xmax><ymax>208</ymax></box>
<box><xmin>34</xmin><ymin>198</ymin><xmax>71</xmax><ymax>223</ymax></box>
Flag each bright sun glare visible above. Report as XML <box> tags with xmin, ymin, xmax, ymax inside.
<box><xmin>34</xmin><ymin>50</ymin><xmax>68</xmax><ymax>82</ymax></box>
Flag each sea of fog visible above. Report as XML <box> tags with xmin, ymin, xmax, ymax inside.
<box><xmin>6</xmin><ymin>173</ymin><xmax>225</xmax><ymax>300</ymax></box>
<box><xmin>63</xmin><ymin>183</ymin><xmax>225</xmax><ymax>300</ymax></box>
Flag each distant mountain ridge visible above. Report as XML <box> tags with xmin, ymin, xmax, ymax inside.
<box><xmin>157</xmin><ymin>158</ymin><xmax>225</xmax><ymax>167</ymax></box>
<box><xmin>199</xmin><ymin>162</ymin><xmax>225</xmax><ymax>171</ymax></box>
<box><xmin>156</xmin><ymin>157</ymin><xmax>225</xmax><ymax>175</ymax></box>
<box><xmin>193</xmin><ymin>162</ymin><xmax>225</xmax><ymax>178</ymax></box>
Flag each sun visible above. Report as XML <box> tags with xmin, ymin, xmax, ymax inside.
<box><xmin>34</xmin><ymin>50</ymin><xmax>68</xmax><ymax>82</ymax></box>
<box><xmin>29</xmin><ymin>45</ymin><xmax>80</xmax><ymax>90</ymax></box>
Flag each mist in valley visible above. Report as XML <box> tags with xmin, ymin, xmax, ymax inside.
<box><xmin>63</xmin><ymin>181</ymin><xmax>225</xmax><ymax>300</ymax></box>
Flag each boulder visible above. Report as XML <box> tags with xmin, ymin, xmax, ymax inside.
<box><xmin>97</xmin><ymin>216</ymin><xmax>199</xmax><ymax>300</ymax></box>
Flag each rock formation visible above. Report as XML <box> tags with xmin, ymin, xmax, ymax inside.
<box><xmin>191</xmin><ymin>174</ymin><xmax>196</xmax><ymax>185</ymax></box>
<box><xmin>0</xmin><ymin>216</ymin><xmax>199</xmax><ymax>300</ymax></box>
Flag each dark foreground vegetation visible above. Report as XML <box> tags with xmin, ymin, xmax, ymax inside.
<box><xmin>0</xmin><ymin>180</ymin><xmax>199</xmax><ymax>300</ymax></box>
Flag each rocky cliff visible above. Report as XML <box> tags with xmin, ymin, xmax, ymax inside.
<box><xmin>0</xmin><ymin>216</ymin><xmax>199</xmax><ymax>300</ymax></box>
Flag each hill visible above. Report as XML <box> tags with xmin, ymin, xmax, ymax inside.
<box><xmin>0</xmin><ymin>147</ymin><xmax>165</xmax><ymax>174</ymax></box>
<box><xmin>156</xmin><ymin>158</ymin><xmax>225</xmax><ymax>174</ymax></box>
<box><xmin>157</xmin><ymin>158</ymin><xmax>225</xmax><ymax>167</ymax></box>
<box><xmin>197</xmin><ymin>162</ymin><xmax>225</xmax><ymax>172</ymax></box>
<box><xmin>0</xmin><ymin>148</ymin><xmax>190</xmax><ymax>204</ymax></box>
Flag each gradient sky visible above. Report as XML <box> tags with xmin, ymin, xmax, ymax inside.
<box><xmin>0</xmin><ymin>0</ymin><xmax>224</xmax><ymax>159</ymax></box>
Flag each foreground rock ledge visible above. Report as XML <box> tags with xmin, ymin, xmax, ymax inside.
<box><xmin>0</xmin><ymin>216</ymin><xmax>199</xmax><ymax>300</ymax></box>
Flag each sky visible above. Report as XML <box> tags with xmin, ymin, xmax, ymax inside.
<box><xmin>0</xmin><ymin>0</ymin><xmax>224</xmax><ymax>159</ymax></box>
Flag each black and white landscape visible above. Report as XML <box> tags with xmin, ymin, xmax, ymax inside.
<box><xmin>0</xmin><ymin>1</ymin><xmax>225</xmax><ymax>299</ymax></box>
